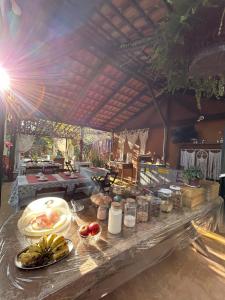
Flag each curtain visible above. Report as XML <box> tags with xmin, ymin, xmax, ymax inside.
<box><xmin>15</xmin><ymin>134</ymin><xmax>35</xmax><ymax>170</ymax></box>
<box><xmin>126</xmin><ymin>132</ymin><xmax>139</xmax><ymax>150</ymax></box>
<box><xmin>139</xmin><ymin>130</ymin><xmax>149</xmax><ymax>155</ymax></box>
<box><xmin>119</xmin><ymin>132</ymin><xmax>127</xmax><ymax>161</ymax></box>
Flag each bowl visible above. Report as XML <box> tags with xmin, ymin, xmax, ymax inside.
<box><xmin>78</xmin><ymin>226</ymin><xmax>101</xmax><ymax>244</ymax></box>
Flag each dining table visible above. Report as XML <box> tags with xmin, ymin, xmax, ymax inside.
<box><xmin>9</xmin><ymin>172</ymin><xmax>89</xmax><ymax>209</ymax></box>
<box><xmin>80</xmin><ymin>167</ymin><xmax>108</xmax><ymax>178</ymax></box>
<box><xmin>19</xmin><ymin>161</ymin><xmax>62</xmax><ymax>175</ymax></box>
<box><xmin>0</xmin><ymin>197</ymin><xmax>222</xmax><ymax>300</ymax></box>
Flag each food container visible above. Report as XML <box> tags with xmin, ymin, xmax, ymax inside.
<box><xmin>170</xmin><ymin>185</ymin><xmax>183</xmax><ymax>210</ymax></box>
<box><xmin>108</xmin><ymin>202</ymin><xmax>122</xmax><ymax>234</ymax></box>
<box><xmin>124</xmin><ymin>200</ymin><xmax>137</xmax><ymax>227</ymax></box>
<box><xmin>97</xmin><ymin>205</ymin><xmax>108</xmax><ymax>220</ymax></box>
<box><xmin>150</xmin><ymin>197</ymin><xmax>161</xmax><ymax>217</ymax></box>
<box><xmin>158</xmin><ymin>188</ymin><xmax>173</xmax><ymax>213</ymax></box>
<box><xmin>17</xmin><ymin>197</ymin><xmax>72</xmax><ymax>237</ymax></box>
<box><xmin>137</xmin><ymin>197</ymin><xmax>149</xmax><ymax>222</ymax></box>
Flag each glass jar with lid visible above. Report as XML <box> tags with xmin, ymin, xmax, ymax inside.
<box><xmin>150</xmin><ymin>197</ymin><xmax>161</xmax><ymax>217</ymax></box>
<box><xmin>136</xmin><ymin>196</ymin><xmax>149</xmax><ymax>222</ymax></box>
<box><xmin>158</xmin><ymin>188</ymin><xmax>173</xmax><ymax>213</ymax></box>
<box><xmin>124</xmin><ymin>199</ymin><xmax>137</xmax><ymax>227</ymax></box>
<box><xmin>97</xmin><ymin>204</ymin><xmax>108</xmax><ymax>220</ymax></box>
<box><xmin>108</xmin><ymin>202</ymin><xmax>122</xmax><ymax>234</ymax></box>
<box><xmin>170</xmin><ymin>185</ymin><xmax>182</xmax><ymax>210</ymax></box>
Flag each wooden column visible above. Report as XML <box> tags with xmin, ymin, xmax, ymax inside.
<box><xmin>79</xmin><ymin>127</ymin><xmax>84</xmax><ymax>162</ymax></box>
<box><xmin>111</xmin><ymin>131</ymin><xmax>114</xmax><ymax>160</ymax></box>
<box><xmin>145</xmin><ymin>81</ymin><xmax>169</xmax><ymax>164</ymax></box>
<box><xmin>0</xmin><ymin>97</ymin><xmax>6</xmax><ymax>206</ymax></box>
<box><xmin>163</xmin><ymin>97</ymin><xmax>172</xmax><ymax>164</ymax></box>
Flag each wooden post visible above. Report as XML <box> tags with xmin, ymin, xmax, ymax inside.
<box><xmin>145</xmin><ymin>81</ymin><xmax>169</xmax><ymax>164</ymax></box>
<box><xmin>0</xmin><ymin>97</ymin><xmax>6</xmax><ymax>206</ymax></box>
<box><xmin>111</xmin><ymin>131</ymin><xmax>114</xmax><ymax>160</ymax></box>
<box><xmin>79</xmin><ymin>127</ymin><xmax>84</xmax><ymax>162</ymax></box>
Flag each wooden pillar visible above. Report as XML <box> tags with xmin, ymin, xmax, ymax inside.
<box><xmin>0</xmin><ymin>97</ymin><xmax>6</xmax><ymax>206</ymax></box>
<box><xmin>163</xmin><ymin>97</ymin><xmax>172</xmax><ymax>164</ymax></box>
<box><xmin>79</xmin><ymin>127</ymin><xmax>84</xmax><ymax>162</ymax></box>
<box><xmin>111</xmin><ymin>131</ymin><xmax>114</xmax><ymax>160</ymax></box>
<box><xmin>145</xmin><ymin>81</ymin><xmax>169</xmax><ymax>164</ymax></box>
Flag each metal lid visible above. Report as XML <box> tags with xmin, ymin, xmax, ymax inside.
<box><xmin>169</xmin><ymin>185</ymin><xmax>181</xmax><ymax>191</ymax></box>
<box><xmin>158</xmin><ymin>188</ymin><xmax>172</xmax><ymax>195</ymax></box>
<box><xmin>111</xmin><ymin>202</ymin><xmax>121</xmax><ymax>209</ymax></box>
<box><xmin>126</xmin><ymin>198</ymin><xmax>136</xmax><ymax>203</ymax></box>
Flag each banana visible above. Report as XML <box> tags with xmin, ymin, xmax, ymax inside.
<box><xmin>53</xmin><ymin>247</ymin><xmax>69</xmax><ymax>261</ymax></box>
<box><xmin>52</xmin><ymin>241</ymin><xmax>68</xmax><ymax>253</ymax></box>
<box><xmin>47</xmin><ymin>233</ymin><xmax>57</xmax><ymax>249</ymax></box>
<box><xmin>38</xmin><ymin>236</ymin><xmax>48</xmax><ymax>252</ymax></box>
<box><xmin>51</xmin><ymin>236</ymin><xmax>65</xmax><ymax>250</ymax></box>
<box><xmin>28</xmin><ymin>251</ymin><xmax>41</xmax><ymax>260</ymax></box>
<box><xmin>27</xmin><ymin>244</ymin><xmax>42</xmax><ymax>253</ymax></box>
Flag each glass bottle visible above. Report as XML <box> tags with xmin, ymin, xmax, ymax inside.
<box><xmin>150</xmin><ymin>197</ymin><xmax>161</xmax><ymax>217</ymax></box>
<box><xmin>170</xmin><ymin>185</ymin><xmax>182</xmax><ymax>210</ymax></box>
<box><xmin>158</xmin><ymin>188</ymin><xmax>173</xmax><ymax>213</ymax></box>
<box><xmin>108</xmin><ymin>202</ymin><xmax>122</xmax><ymax>234</ymax></box>
<box><xmin>97</xmin><ymin>205</ymin><xmax>108</xmax><ymax>220</ymax></box>
<box><xmin>124</xmin><ymin>200</ymin><xmax>137</xmax><ymax>227</ymax></box>
<box><xmin>136</xmin><ymin>197</ymin><xmax>149</xmax><ymax>222</ymax></box>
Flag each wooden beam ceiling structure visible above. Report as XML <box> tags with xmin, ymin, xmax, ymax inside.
<box><xmin>3</xmin><ymin>0</ymin><xmax>223</xmax><ymax>134</ymax></box>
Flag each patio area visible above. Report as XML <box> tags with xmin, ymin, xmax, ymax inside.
<box><xmin>0</xmin><ymin>1</ymin><xmax>225</xmax><ymax>300</ymax></box>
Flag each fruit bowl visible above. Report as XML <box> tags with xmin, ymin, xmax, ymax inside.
<box><xmin>78</xmin><ymin>222</ymin><xmax>101</xmax><ymax>244</ymax></box>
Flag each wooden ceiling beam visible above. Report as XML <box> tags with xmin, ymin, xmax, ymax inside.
<box><xmin>146</xmin><ymin>81</ymin><xmax>167</xmax><ymax>127</ymax></box>
<box><xmin>100</xmin><ymin>88</ymin><xmax>149</xmax><ymax>127</ymax></box>
<box><xmin>115</xmin><ymin>91</ymin><xmax>164</xmax><ymax>130</ymax></box>
<box><xmin>130</xmin><ymin>0</ymin><xmax>156</xmax><ymax>29</ymax></box>
<box><xmin>108</xmin><ymin>2</ymin><xmax>144</xmax><ymax>37</ymax></box>
<box><xmin>96</xmin><ymin>11</ymin><xmax>129</xmax><ymax>40</ymax></box>
<box><xmin>84</xmin><ymin>76</ymin><xmax>130</xmax><ymax>125</ymax></box>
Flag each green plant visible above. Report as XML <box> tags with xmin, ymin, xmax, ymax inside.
<box><xmin>89</xmin><ymin>149</ymin><xmax>106</xmax><ymax>167</ymax></box>
<box><xmin>183</xmin><ymin>167</ymin><xmax>203</xmax><ymax>181</ymax></box>
<box><xmin>151</xmin><ymin>0</ymin><xmax>223</xmax><ymax>108</ymax></box>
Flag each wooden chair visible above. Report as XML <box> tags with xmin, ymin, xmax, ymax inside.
<box><xmin>92</xmin><ymin>171</ymin><xmax>118</xmax><ymax>193</ymax></box>
<box><xmin>35</xmin><ymin>186</ymin><xmax>68</xmax><ymax>199</ymax></box>
<box><xmin>65</xmin><ymin>161</ymin><xmax>75</xmax><ymax>172</ymax></box>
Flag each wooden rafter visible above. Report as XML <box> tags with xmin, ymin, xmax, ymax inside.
<box><xmin>115</xmin><ymin>91</ymin><xmax>164</xmax><ymax>130</ymax></box>
<box><xmin>130</xmin><ymin>0</ymin><xmax>156</xmax><ymax>29</ymax></box>
<box><xmin>108</xmin><ymin>2</ymin><xmax>144</xmax><ymax>37</ymax></box>
<box><xmin>101</xmin><ymin>88</ymin><xmax>149</xmax><ymax>127</ymax></box>
<box><xmin>84</xmin><ymin>76</ymin><xmax>130</xmax><ymax>124</ymax></box>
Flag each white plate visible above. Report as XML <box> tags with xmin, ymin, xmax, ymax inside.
<box><xmin>15</xmin><ymin>239</ymin><xmax>74</xmax><ymax>270</ymax></box>
<box><xmin>38</xmin><ymin>178</ymin><xmax>48</xmax><ymax>181</ymax></box>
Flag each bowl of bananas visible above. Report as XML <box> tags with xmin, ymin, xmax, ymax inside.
<box><xmin>15</xmin><ymin>234</ymin><xmax>73</xmax><ymax>269</ymax></box>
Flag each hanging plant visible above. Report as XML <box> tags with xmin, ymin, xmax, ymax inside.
<box><xmin>151</xmin><ymin>0</ymin><xmax>224</xmax><ymax>108</ymax></box>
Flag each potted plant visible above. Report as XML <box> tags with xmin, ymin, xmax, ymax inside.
<box><xmin>183</xmin><ymin>167</ymin><xmax>203</xmax><ymax>187</ymax></box>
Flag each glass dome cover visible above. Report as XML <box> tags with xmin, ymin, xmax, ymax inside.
<box><xmin>18</xmin><ymin>197</ymin><xmax>72</xmax><ymax>237</ymax></box>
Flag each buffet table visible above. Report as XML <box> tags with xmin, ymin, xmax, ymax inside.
<box><xmin>9</xmin><ymin>173</ymin><xmax>89</xmax><ymax>209</ymax></box>
<box><xmin>0</xmin><ymin>198</ymin><xmax>222</xmax><ymax>300</ymax></box>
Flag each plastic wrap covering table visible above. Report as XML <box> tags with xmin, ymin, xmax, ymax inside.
<box><xmin>0</xmin><ymin>198</ymin><xmax>223</xmax><ymax>300</ymax></box>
